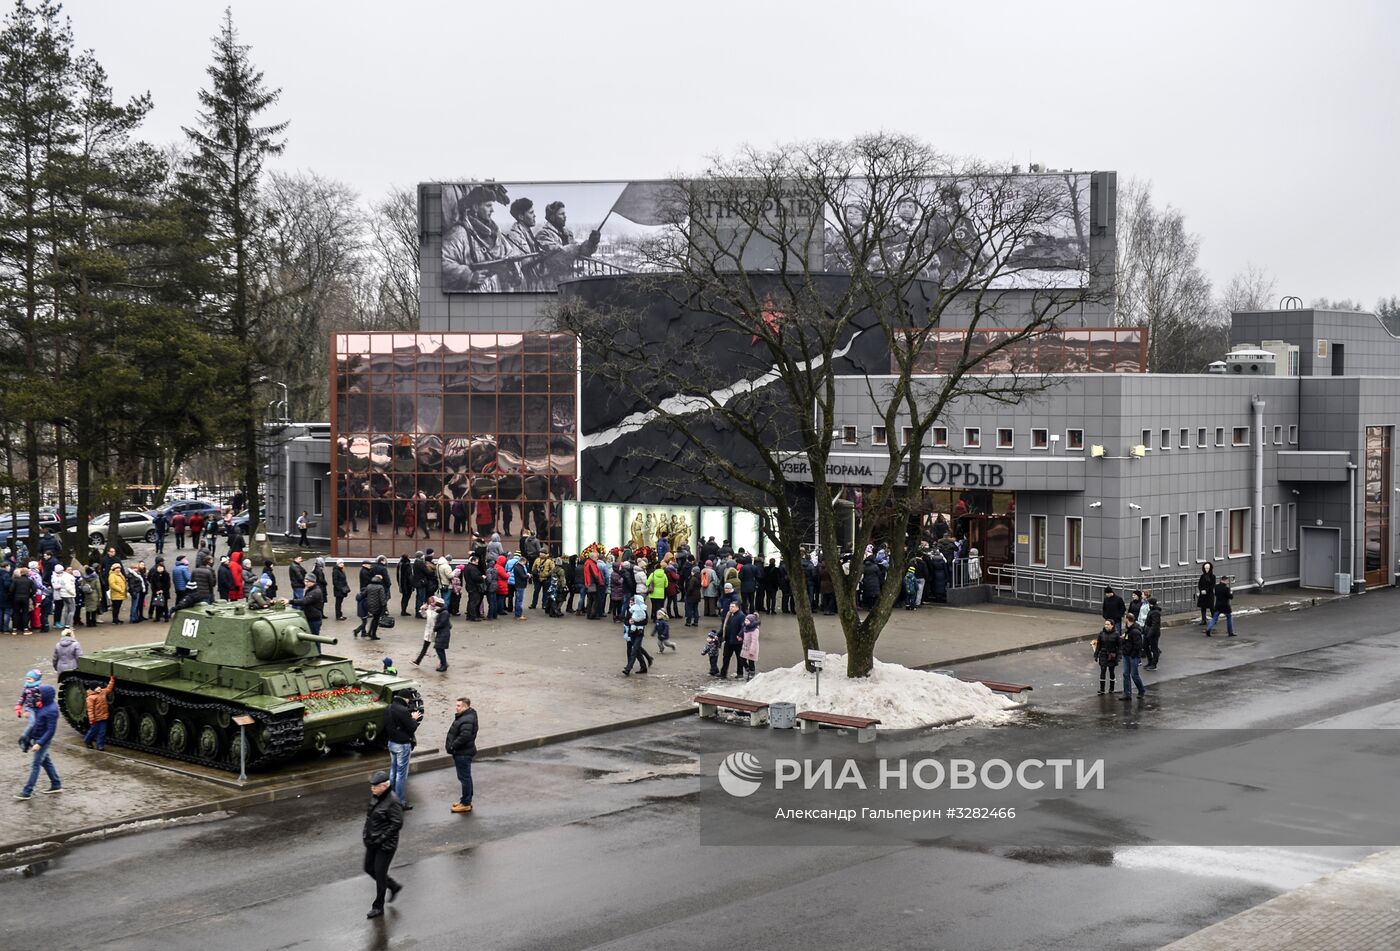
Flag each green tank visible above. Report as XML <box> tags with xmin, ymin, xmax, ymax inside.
<box><xmin>55</xmin><ymin>601</ymin><xmax>422</xmax><ymax>772</ymax></box>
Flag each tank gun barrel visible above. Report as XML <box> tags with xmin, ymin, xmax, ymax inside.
<box><xmin>295</xmin><ymin>631</ymin><xmax>338</xmax><ymax>646</ymax></box>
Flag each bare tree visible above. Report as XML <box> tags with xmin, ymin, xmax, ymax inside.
<box><xmin>1217</xmin><ymin>264</ymin><xmax>1277</xmax><ymax>315</ymax></box>
<box><xmin>1116</xmin><ymin>179</ymin><xmax>1218</xmax><ymax>371</ymax></box>
<box><xmin>552</xmin><ymin>134</ymin><xmax>1104</xmax><ymax>677</ymax></box>
<box><xmin>365</xmin><ymin>185</ymin><xmax>419</xmax><ymax>330</ymax></box>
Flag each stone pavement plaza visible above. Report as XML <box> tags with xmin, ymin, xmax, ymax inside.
<box><xmin>0</xmin><ymin>561</ymin><xmax>1327</xmax><ymax>853</ymax></box>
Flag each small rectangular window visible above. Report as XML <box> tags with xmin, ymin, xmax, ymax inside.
<box><xmin>1031</xmin><ymin>428</ymin><xmax>1049</xmax><ymax>449</ymax></box>
<box><xmin>1229</xmin><ymin>507</ymin><xmax>1249</xmax><ymax>555</ymax></box>
<box><xmin>1232</xmin><ymin>426</ymin><xmax>1250</xmax><ymax>447</ymax></box>
<box><xmin>933</xmin><ymin>426</ymin><xmax>948</xmax><ymax>447</ymax></box>
<box><xmin>1197</xmin><ymin>427</ymin><xmax>1207</xmax><ymax>448</ymax></box>
<box><xmin>1214</xmin><ymin>509</ymin><xmax>1225</xmax><ymax>559</ymax></box>
<box><xmin>1288</xmin><ymin>424</ymin><xmax>1298</xmax><ymax>445</ymax></box>
<box><xmin>313</xmin><ymin>479</ymin><xmax>323</xmax><ymax>517</ymax></box>
<box><xmin>1196</xmin><ymin>512</ymin><xmax>1207</xmax><ymax>562</ymax></box>
<box><xmin>1141</xmin><ymin>429</ymin><xmax>1152</xmax><ymax>451</ymax></box>
<box><xmin>842</xmin><ymin>425</ymin><xmax>857</xmax><ymax>445</ymax></box>
<box><xmin>1160</xmin><ymin>514</ymin><xmax>1171</xmax><ymax>567</ymax></box>
<box><xmin>1286</xmin><ymin>503</ymin><xmax>1296</xmax><ymax>549</ymax></box>
<box><xmin>1065</xmin><ymin>517</ymin><xmax>1083</xmax><ymax>569</ymax></box>
<box><xmin>1180</xmin><ymin>428</ymin><xmax>1190</xmax><ymax>449</ymax></box>
<box><xmin>1140</xmin><ymin>517</ymin><xmax>1152</xmax><ymax>570</ymax></box>
<box><xmin>1273</xmin><ymin>425</ymin><xmax>1282</xmax><ymax>445</ymax></box>
<box><xmin>902</xmin><ymin>426</ymin><xmax>914</xmax><ymax>446</ymax></box>
<box><xmin>1215</xmin><ymin>427</ymin><xmax>1225</xmax><ymax>447</ymax></box>
<box><xmin>1161</xmin><ymin>429</ymin><xmax>1171</xmax><ymax>450</ymax></box>
<box><xmin>872</xmin><ymin>426</ymin><xmax>887</xmax><ymax>446</ymax></box>
<box><xmin>1066</xmin><ymin>429</ymin><xmax>1084</xmax><ymax>450</ymax></box>
<box><xmin>1030</xmin><ymin>515</ymin><xmax>1048</xmax><ymax>566</ymax></box>
<box><xmin>964</xmin><ymin>427</ymin><xmax>981</xmax><ymax>448</ymax></box>
<box><xmin>997</xmin><ymin>428</ymin><xmax>1014</xmax><ymax>449</ymax></box>
<box><xmin>1178</xmin><ymin>513</ymin><xmax>1190</xmax><ymax>565</ymax></box>
<box><xmin>1271</xmin><ymin>504</ymin><xmax>1281</xmax><ymax>553</ymax></box>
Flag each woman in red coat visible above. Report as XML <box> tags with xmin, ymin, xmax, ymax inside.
<box><xmin>403</xmin><ymin>501</ymin><xmax>417</xmax><ymax>538</ymax></box>
<box><xmin>490</xmin><ymin>554</ymin><xmax>509</xmax><ymax>620</ymax></box>
<box><xmin>228</xmin><ymin>551</ymin><xmax>245</xmax><ymax>601</ymax></box>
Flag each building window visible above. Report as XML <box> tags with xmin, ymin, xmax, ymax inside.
<box><xmin>1196</xmin><ymin>512</ymin><xmax>1207</xmax><ymax>562</ymax></box>
<box><xmin>1161</xmin><ymin>429</ymin><xmax>1171</xmax><ymax>450</ymax></box>
<box><xmin>1140</xmin><ymin>517</ymin><xmax>1152</xmax><ymax>570</ymax></box>
<box><xmin>1288</xmin><ymin>424</ymin><xmax>1298</xmax><ymax>445</ymax></box>
<box><xmin>1215</xmin><ymin>427</ymin><xmax>1225</xmax><ymax>447</ymax></box>
<box><xmin>933</xmin><ymin>426</ymin><xmax>948</xmax><ymax>447</ymax></box>
<box><xmin>872</xmin><ymin>426</ymin><xmax>887</xmax><ymax>446</ymax></box>
<box><xmin>842</xmin><ymin>426</ymin><xmax>857</xmax><ymax>445</ymax></box>
<box><xmin>1159</xmin><ymin>514</ymin><xmax>1171</xmax><ymax>567</ymax></box>
<box><xmin>1198</xmin><ymin>427</ymin><xmax>1207</xmax><ymax>448</ymax></box>
<box><xmin>1232</xmin><ymin>426</ymin><xmax>1250</xmax><ymax>447</ymax></box>
<box><xmin>1031</xmin><ymin>428</ymin><xmax>1049</xmax><ymax>449</ymax></box>
<box><xmin>1065</xmin><ymin>517</ymin><xmax>1083</xmax><ymax>569</ymax></box>
<box><xmin>313</xmin><ymin>479</ymin><xmax>323</xmax><ymax>517</ymax></box>
<box><xmin>997</xmin><ymin>428</ymin><xmax>1014</xmax><ymax>449</ymax></box>
<box><xmin>902</xmin><ymin>426</ymin><xmax>914</xmax><ymax>446</ymax></box>
<box><xmin>1066</xmin><ymin>429</ymin><xmax>1084</xmax><ymax>450</ymax></box>
<box><xmin>1228</xmin><ymin>507</ymin><xmax>1250</xmax><ymax>556</ymax></box>
<box><xmin>1271</xmin><ymin>504</ymin><xmax>1282</xmax><ymax>553</ymax></box>
<box><xmin>964</xmin><ymin>427</ymin><xmax>981</xmax><ymax>449</ymax></box>
<box><xmin>1214</xmin><ymin>510</ymin><xmax>1225</xmax><ymax>559</ymax></box>
<box><xmin>1273</xmin><ymin>425</ymin><xmax>1282</xmax><ymax>445</ymax></box>
<box><xmin>1141</xmin><ymin>429</ymin><xmax>1152</xmax><ymax>451</ymax></box>
<box><xmin>1179</xmin><ymin>513</ymin><xmax>1190</xmax><ymax>565</ymax></box>
<box><xmin>1030</xmin><ymin>515</ymin><xmax>1048</xmax><ymax>566</ymax></box>
<box><xmin>1180</xmin><ymin>428</ymin><xmax>1190</xmax><ymax>449</ymax></box>
<box><xmin>1286</xmin><ymin>503</ymin><xmax>1296</xmax><ymax>550</ymax></box>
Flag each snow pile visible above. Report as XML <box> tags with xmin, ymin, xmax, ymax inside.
<box><xmin>723</xmin><ymin>654</ymin><xmax>1021</xmax><ymax>729</ymax></box>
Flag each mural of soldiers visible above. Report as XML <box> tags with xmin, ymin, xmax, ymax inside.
<box><xmin>535</xmin><ymin>201</ymin><xmax>600</xmax><ymax>286</ymax></box>
<box><xmin>503</xmin><ymin>198</ymin><xmax>548</xmax><ymax>291</ymax></box>
<box><xmin>442</xmin><ymin>184</ymin><xmax>518</xmax><ymax>292</ymax></box>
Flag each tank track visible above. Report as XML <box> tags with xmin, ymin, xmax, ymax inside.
<box><xmin>58</xmin><ymin>672</ymin><xmax>304</xmax><ymax>773</ymax></box>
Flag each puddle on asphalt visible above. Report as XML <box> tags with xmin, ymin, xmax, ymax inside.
<box><xmin>1003</xmin><ymin>846</ymin><xmax>1115</xmax><ymax>867</ymax></box>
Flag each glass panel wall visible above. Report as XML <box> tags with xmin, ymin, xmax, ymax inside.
<box><xmin>333</xmin><ymin>332</ymin><xmax>577</xmax><ymax>558</ymax></box>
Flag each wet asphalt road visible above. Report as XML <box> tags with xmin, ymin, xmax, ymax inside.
<box><xmin>4</xmin><ymin>590</ymin><xmax>1400</xmax><ymax>951</ymax></box>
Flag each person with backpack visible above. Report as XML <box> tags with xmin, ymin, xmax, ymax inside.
<box><xmin>1143</xmin><ymin>597</ymin><xmax>1163</xmax><ymax>670</ymax></box>
<box><xmin>1093</xmin><ymin>620</ymin><xmax>1120</xmax><ymax>696</ymax></box>
<box><xmin>701</xmin><ymin>560</ymin><xmax>720</xmax><ymax>617</ymax></box>
<box><xmin>1120</xmin><ymin>619</ymin><xmax>1147</xmax><ymax>700</ymax></box>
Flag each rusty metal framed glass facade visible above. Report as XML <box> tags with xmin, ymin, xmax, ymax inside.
<box><xmin>331</xmin><ymin>332</ymin><xmax>577</xmax><ymax>558</ymax></box>
<box><xmin>903</xmin><ymin>327</ymin><xmax>1147</xmax><ymax>374</ymax></box>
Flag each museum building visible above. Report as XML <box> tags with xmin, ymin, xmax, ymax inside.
<box><xmin>269</xmin><ymin>173</ymin><xmax>1399</xmax><ymax>598</ymax></box>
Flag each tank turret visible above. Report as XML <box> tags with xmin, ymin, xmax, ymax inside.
<box><xmin>55</xmin><ymin>601</ymin><xmax>420</xmax><ymax>772</ymax></box>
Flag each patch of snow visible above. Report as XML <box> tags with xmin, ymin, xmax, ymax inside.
<box><xmin>722</xmin><ymin>654</ymin><xmax>1021</xmax><ymax>729</ymax></box>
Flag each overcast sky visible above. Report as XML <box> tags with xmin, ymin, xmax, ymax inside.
<box><xmin>59</xmin><ymin>0</ymin><xmax>1400</xmax><ymax>305</ymax></box>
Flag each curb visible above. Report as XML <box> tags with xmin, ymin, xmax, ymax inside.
<box><xmin>0</xmin><ymin>707</ymin><xmax>694</xmax><ymax>861</ymax></box>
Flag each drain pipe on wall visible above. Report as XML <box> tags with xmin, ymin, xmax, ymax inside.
<box><xmin>1252</xmin><ymin>397</ymin><xmax>1265</xmax><ymax>590</ymax></box>
<box><xmin>1348</xmin><ymin>459</ymin><xmax>1359</xmax><ymax>586</ymax></box>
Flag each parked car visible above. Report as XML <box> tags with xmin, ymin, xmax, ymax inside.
<box><xmin>149</xmin><ymin>498</ymin><xmax>221</xmax><ymax>521</ymax></box>
<box><xmin>80</xmin><ymin>511</ymin><xmax>157</xmax><ymax>546</ymax></box>
<box><xmin>0</xmin><ymin>513</ymin><xmax>61</xmax><ymax>546</ymax></box>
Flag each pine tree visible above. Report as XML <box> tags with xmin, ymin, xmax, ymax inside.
<box><xmin>179</xmin><ymin>8</ymin><xmax>287</xmax><ymax>529</ymax></box>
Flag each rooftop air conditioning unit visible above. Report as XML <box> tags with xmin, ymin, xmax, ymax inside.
<box><xmin>1225</xmin><ymin>345</ymin><xmax>1278</xmax><ymax>375</ymax></box>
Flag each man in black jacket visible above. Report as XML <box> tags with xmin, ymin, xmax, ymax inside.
<box><xmin>332</xmin><ymin>561</ymin><xmax>351</xmax><ymax>621</ymax></box>
<box><xmin>383</xmin><ymin>693</ymin><xmax>422</xmax><ymax>810</ymax></box>
<box><xmin>288</xmin><ymin>555</ymin><xmax>308</xmax><ymax>607</ymax></box>
<box><xmin>462</xmin><ymin>560</ymin><xmax>484</xmax><ymax>621</ymax></box>
<box><xmin>288</xmin><ymin>584</ymin><xmax>326</xmax><ymax>640</ymax></box>
<box><xmin>446</xmin><ymin>697</ymin><xmax>478</xmax><ymax>814</ymax></box>
<box><xmin>1206</xmin><ymin>576</ymin><xmax>1236</xmax><ymax>637</ymax></box>
<box><xmin>397</xmin><ymin>555</ymin><xmax>414</xmax><ymax>616</ymax></box>
<box><xmin>362</xmin><ymin>769</ymin><xmax>404</xmax><ymax>919</ymax></box>
<box><xmin>1102</xmin><ymin>585</ymin><xmax>1126</xmax><ymax>634</ymax></box>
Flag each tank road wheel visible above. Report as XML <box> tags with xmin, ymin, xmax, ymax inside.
<box><xmin>196</xmin><ymin>724</ymin><xmax>223</xmax><ymax>760</ymax></box>
<box><xmin>138</xmin><ymin>712</ymin><xmax>162</xmax><ymax>747</ymax></box>
<box><xmin>61</xmin><ymin>680</ymin><xmax>88</xmax><ymax>727</ymax></box>
<box><xmin>111</xmin><ymin>707</ymin><xmax>134</xmax><ymax>742</ymax></box>
<box><xmin>156</xmin><ymin>699</ymin><xmax>171</xmax><ymax>716</ymax></box>
<box><xmin>167</xmin><ymin>718</ymin><xmax>191</xmax><ymax>755</ymax></box>
<box><xmin>214</xmin><ymin>709</ymin><xmax>232</xmax><ymax>729</ymax></box>
<box><xmin>227</xmin><ymin>731</ymin><xmax>243</xmax><ymax>767</ymax></box>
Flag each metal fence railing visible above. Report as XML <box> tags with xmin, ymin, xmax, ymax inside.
<box><xmin>987</xmin><ymin>563</ymin><xmax>1202</xmax><ymax>614</ymax></box>
<box><xmin>950</xmin><ymin>556</ymin><xmax>983</xmax><ymax>588</ymax></box>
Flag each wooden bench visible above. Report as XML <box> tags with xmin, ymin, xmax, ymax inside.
<box><xmin>961</xmin><ymin>678</ymin><xmax>1033</xmax><ymax>696</ymax></box>
<box><xmin>795</xmin><ymin>710</ymin><xmax>881</xmax><ymax>743</ymax></box>
<box><xmin>693</xmin><ymin>693</ymin><xmax>770</xmax><ymax>727</ymax></box>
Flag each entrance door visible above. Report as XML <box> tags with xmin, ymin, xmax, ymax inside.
<box><xmin>1364</xmin><ymin>426</ymin><xmax>1392</xmax><ymax>587</ymax></box>
<box><xmin>967</xmin><ymin>515</ymin><xmax>1015</xmax><ymax>574</ymax></box>
<box><xmin>1300</xmin><ymin>526</ymin><xmax>1339</xmax><ymax>589</ymax></box>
